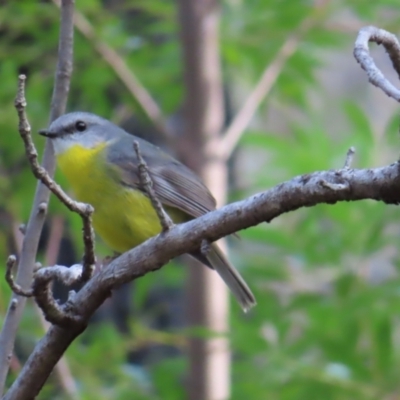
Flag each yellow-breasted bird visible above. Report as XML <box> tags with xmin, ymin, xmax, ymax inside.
<box><xmin>40</xmin><ymin>112</ymin><xmax>256</xmax><ymax>311</ymax></box>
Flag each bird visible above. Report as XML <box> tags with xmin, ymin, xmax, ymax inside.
<box><xmin>39</xmin><ymin>112</ymin><xmax>256</xmax><ymax>311</ymax></box>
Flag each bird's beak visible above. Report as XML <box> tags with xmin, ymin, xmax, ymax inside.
<box><xmin>38</xmin><ymin>129</ymin><xmax>57</xmax><ymax>138</ymax></box>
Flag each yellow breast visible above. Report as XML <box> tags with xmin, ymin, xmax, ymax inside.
<box><xmin>57</xmin><ymin>144</ymin><xmax>163</xmax><ymax>253</ymax></box>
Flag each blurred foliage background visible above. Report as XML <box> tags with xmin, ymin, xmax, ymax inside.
<box><xmin>2</xmin><ymin>0</ymin><xmax>400</xmax><ymax>399</ymax></box>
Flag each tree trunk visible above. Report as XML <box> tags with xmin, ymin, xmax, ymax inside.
<box><xmin>177</xmin><ymin>1</ymin><xmax>230</xmax><ymax>399</ymax></box>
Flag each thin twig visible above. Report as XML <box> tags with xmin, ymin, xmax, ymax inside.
<box><xmin>51</xmin><ymin>0</ymin><xmax>172</xmax><ymax>142</ymax></box>
<box><xmin>15</xmin><ymin>75</ymin><xmax>96</xmax><ymax>283</ymax></box>
<box><xmin>80</xmin><ymin>216</ymin><xmax>96</xmax><ymax>282</ymax></box>
<box><xmin>218</xmin><ymin>8</ymin><xmax>324</xmax><ymax>159</ymax></box>
<box><xmin>354</xmin><ymin>26</ymin><xmax>400</xmax><ymax>102</ymax></box>
<box><xmin>15</xmin><ymin>79</ymin><xmax>91</xmax><ymax>216</ymax></box>
<box><xmin>5</xmin><ymin>256</ymin><xmax>33</xmax><ymax>297</ymax></box>
<box><xmin>134</xmin><ymin>141</ymin><xmax>174</xmax><ymax>231</ymax></box>
<box><xmin>343</xmin><ymin>147</ymin><xmax>356</xmax><ymax>169</ymax></box>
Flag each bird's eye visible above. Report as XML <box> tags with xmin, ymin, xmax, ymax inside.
<box><xmin>75</xmin><ymin>121</ymin><xmax>87</xmax><ymax>132</ymax></box>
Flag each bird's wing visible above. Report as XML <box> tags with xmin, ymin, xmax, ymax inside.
<box><xmin>107</xmin><ymin>137</ymin><xmax>216</xmax><ymax>218</ymax></box>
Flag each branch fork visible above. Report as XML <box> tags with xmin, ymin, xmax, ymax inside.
<box><xmin>6</xmin><ymin>257</ymin><xmax>87</xmax><ymax>326</ymax></box>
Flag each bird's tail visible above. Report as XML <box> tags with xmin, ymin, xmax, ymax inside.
<box><xmin>192</xmin><ymin>244</ymin><xmax>256</xmax><ymax>312</ymax></box>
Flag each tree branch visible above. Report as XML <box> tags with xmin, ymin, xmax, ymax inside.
<box><xmin>17</xmin><ymin>75</ymin><xmax>96</xmax><ymax>284</ymax></box>
<box><xmin>354</xmin><ymin>26</ymin><xmax>400</xmax><ymax>102</ymax></box>
<box><xmin>218</xmin><ymin>0</ymin><xmax>330</xmax><ymax>160</ymax></box>
<box><xmin>34</xmin><ymin>307</ymin><xmax>79</xmax><ymax>400</ymax></box>
<box><xmin>343</xmin><ymin>147</ymin><xmax>356</xmax><ymax>169</ymax></box>
<box><xmin>51</xmin><ymin>0</ymin><xmax>172</xmax><ymax>142</ymax></box>
<box><xmin>7</xmin><ymin>75</ymin><xmax>95</xmax><ymax>326</ymax></box>
<box><xmin>5</xmin><ymin>160</ymin><xmax>400</xmax><ymax>399</ymax></box>
<box><xmin>134</xmin><ymin>141</ymin><xmax>174</xmax><ymax>231</ymax></box>
<box><xmin>5</xmin><ymin>256</ymin><xmax>33</xmax><ymax>298</ymax></box>
<box><xmin>11</xmin><ymin>214</ymin><xmax>79</xmax><ymax>400</ymax></box>
<box><xmin>31</xmin><ymin>265</ymin><xmax>85</xmax><ymax>327</ymax></box>
<box><xmin>0</xmin><ymin>0</ymin><xmax>74</xmax><ymax>394</ymax></box>
<box><xmin>35</xmin><ymin>306</ymin><xmax>79</xmax><ymax>400</ymax></box>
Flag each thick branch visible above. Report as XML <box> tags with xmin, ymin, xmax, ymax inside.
<box><xmin>0</xmin><ymin>0</ymin><xmax>74</xmax><ymax>394</ymax></box>
<box><xmin>354</xmin><ymin>26</ymin><xmax>400</xmax><ymax>101</ymax></box>
<box><xmin>34</xmin><ymin>306</ymin><xmax>79</xmax><ymax>400</ymax></box>
<box><xmin>5</xmin><ymin>161</ymin><xmax>400</xmax><ymax>400</ymax></box>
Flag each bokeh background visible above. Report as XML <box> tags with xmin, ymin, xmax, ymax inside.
<box><xmin>2</xmin><ymin>1</ymin><xmax>400</xmax><ymax>399</ymax></box>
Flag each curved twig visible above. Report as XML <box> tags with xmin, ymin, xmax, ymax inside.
<box><xmin>32</xmin><ymin>265</ymin><xmax>85</xmax><ymax>327</ymax></box>
<box><xmin>354</xmin><ymin>26</ymin><xmax>400</xmax><ymax>101</ymax></box>
<box><xmin>5</xmin><ymin>256</ymin><xmax>33</xmax><ymax>298</ymax></box>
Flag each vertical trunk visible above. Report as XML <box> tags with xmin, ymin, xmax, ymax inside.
<box><xmin>177</xmin><ymin>1</ymin><xmax>230</xmax><ymax>399</ymax></box>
